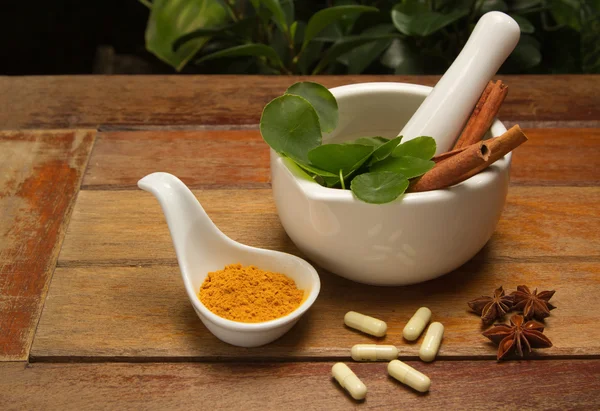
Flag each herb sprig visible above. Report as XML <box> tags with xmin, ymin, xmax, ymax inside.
<box><xmin>260</xmin><ymin>81</ymin><xmax>436</xmax><ymax>204</ymax></box>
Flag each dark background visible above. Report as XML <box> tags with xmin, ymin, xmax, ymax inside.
<box><xmin>2</xmin><ymin>1</ymin><xmax>151</xmax><ymax>75</ymax></box>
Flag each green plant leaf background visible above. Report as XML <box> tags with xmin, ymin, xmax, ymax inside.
<box><xmin>195</xmin><ymin>43</ymin><xmax>284</xmax><ymax>68</ymax></box>
<box><xmin>302</xmin><ymin>5</ymin><xmax>378</xmax><ymax>50</ymax></box>
<box><xmin>145</xmin><ymin>0</ymin><xmax>228</xmax><ymax>71</ymax></box>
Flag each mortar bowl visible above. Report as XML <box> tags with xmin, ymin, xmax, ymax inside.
<box><xmin>270</xmin><ymin>82</ymin><xmax>511</xmax><ymax>286</ymax></box>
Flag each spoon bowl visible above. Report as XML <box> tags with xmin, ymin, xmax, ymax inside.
<box><xmin>138</xmin><ymin>172</ymin><xmax>321</xmax><ymax>347</ymax></box>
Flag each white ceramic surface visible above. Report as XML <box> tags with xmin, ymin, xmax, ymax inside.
<box><xmin>271</xmin><ymin>82</ymin><xmax>511</xmax><ymax>286</ymax></box>
<box><xmin>138</xmin><ymin>172</ymin><xmax>321</xmax><ymax>347</ymax></box>
<box><xmin>400</xmin><ymin>11</ymin><xmax>520</xmax><ymax>154</ymax></box>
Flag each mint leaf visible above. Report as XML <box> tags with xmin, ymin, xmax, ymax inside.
<box><xmin>392</xmin><ymin>136</ymin><xmax>436</xmax><ymax>159</ymax></box>
<box><xmin>260</xmin><ymin>94</ymin><xmax>322</xmax><ymax>164</ymax></box>
<box><xmin>370</xmin><ymin>155</ymin><xmax>435</xmax><ymax>179</ymax></box>
<box><xmin>350</xmin><ymin>171</ymin><xmax>409</xmax><ymax>204</ymax></box>
<box><xmin>286</xmin><ymin>82</ymin><xmax>338</xmax><ymax>133</ymax></box>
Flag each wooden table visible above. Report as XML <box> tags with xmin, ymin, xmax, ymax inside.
<box><xmin>1</xmin><ymin>75</ymin><xmax>599</xmax><ymax>409</ymax></box>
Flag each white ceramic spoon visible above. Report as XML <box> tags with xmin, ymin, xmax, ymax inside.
<box><xmin>138</xmin><ymin>172</ymin><xmax>320</xmax><ymax>347</ymax></box>
<box><xmin>399</xmin><ymin>11</ymin><xmax>521</xmax><ymax>154</ymax></box>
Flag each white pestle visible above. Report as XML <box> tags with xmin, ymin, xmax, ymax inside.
<box><xmin>398</xmin><ymin>11</ymin><xmax>520</xmax><ymax>154</ymax></box>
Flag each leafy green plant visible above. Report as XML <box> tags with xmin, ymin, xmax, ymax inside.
<box><xmin>139</xmin><ymin>0</ymin><xmax>599</xmax><ymax>74</ymax></box>
<box><xmin>259</xmin><ymin>81</ymin><xmax>437</xmax><ymax>203</ymax></box>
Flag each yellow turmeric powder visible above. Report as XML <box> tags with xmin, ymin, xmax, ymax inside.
<box><xmin>199</xmin><ymin>263</ymin><xmax>304</xmax><ymax>323</ymax></box>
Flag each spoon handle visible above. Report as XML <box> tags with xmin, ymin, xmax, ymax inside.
<box><xmin>399</xmin><ymin>11</ymin><xmax>520</xmax><ymax>154</ymax></box>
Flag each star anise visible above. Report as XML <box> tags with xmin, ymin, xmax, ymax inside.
<box><xmin>482</xmin><ymin>314</ymin><xmax>552</xmax><ymax>360</ymax></box>
<box><xmin>511</xmin><ymin>285</ymin><xmax>556</xmax><ymax>321</ymax></box>
<box><xmin>468</xmin><ymin>286</ymin><xmax>514</xmax><ymax>324</ymax></box>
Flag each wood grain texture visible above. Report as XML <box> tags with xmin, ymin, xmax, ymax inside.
<box><xmin>512</xmin><ymin>128</ymin><xmax>600</xmax><ymax>186</ymax></box>
<box><xmin>31</xmin><ymin>260</ymin><xmax>599</xmax><ymax>359</ymax></box>
<box><xmin>2</xmin><ymin>361</ymin><xmax>599</xmax><ymax>410</ymax></box>
<box><xmin>1</xmin><ymin>75</ymin><xmax>598</xmax><ymax>129</ymax></box>
<box><xmin>57</xmin><ymin>188</ymin><xmax>600</xmax><ymax>265</ymax></box>
<box><xmin>82</xmin><ymin>130</ymin><xmax>270</xmax><ymax>189</ymax></box>
<box><xmin>81</xmin><ymin>128</ymin><xmax>600</xmax><ymax>189</ymax></box>
<box><xmin>0</xmin><ymin>130</ymin><xmax>95</xmax><ymax>361</ymax></box>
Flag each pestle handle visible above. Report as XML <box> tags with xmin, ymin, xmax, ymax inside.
<box><xmin>399</xmin><ymin>11</ymin><xmax>520</xmax><ymax>154</ymax></box>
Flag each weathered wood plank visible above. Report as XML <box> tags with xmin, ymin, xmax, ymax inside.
<box><xmin>1</xmin><ymin>75</ymin><xmax>598</xmax><ymax>129</ymax></box>
<box><xmin>82</xmin><ymin>130</ymin><xmax>270</xmax><ymax>189</ymax></box>
<box><xmin>2</xmin><ymin>361</ymin><xmax>599</xmax><ymax>410</ymax></box>
<box><xmin>31</xmin><ymin>261</ymin><xmax>598</xmax><ymax>359</ymax></box>
<box><xmin>511</xmin><ymin>128</ymin><xmax>600</xmax><ymax>186</ymax></box>
<box><xmin>57</xmin><ymin>187</ymin><xmax>600</xmax><ymax>265</ymax></box>
<box><xmin>81</xmin><ymin>128</ymin><xmax>600</xmax><ymax>189</ymax></box>
<box><xmin>0</xmin><ymin>130</ymin><xmax>95</xmax><ymax>361</ymax></box>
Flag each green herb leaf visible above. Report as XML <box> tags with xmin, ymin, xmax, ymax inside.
<box><xmin>319</xmin><ymin>175</ymin><xmax>346</xmax><ymax>188</ymax></box>
<box><xmin>392</xmin><ymin>136</ymin><xmax>436</xmax><ymax>159</ymax></box>
<box><xmin>370</xmin><ymin>156</ymin><xmax>435</xmax><ymax>179</ymax></box>
<box><xmin>391</xmin><ymin>3</ymin><xmax>469</xmax><ymax>37</ymax></box>
<box><xmin>302</xmin><ymin>5</ymin><xmax>379</xmax><ymax>51</ymax></box>
<box><xmin>350</xmin><ymin>171</ymin><xmax>409</xmax><ymax>204</ymax></box>
<box><xmin>308</xmin><ymin>143</ymin><xmax>374</xmax><ymax>174</ymax></box>
<box><xmin>351</xmin><ymin>136</ymin><xmax>390</xmax><ymax>147</ymax></box>
<box><xmin>145</xmin><ymin>0</ymin><xmax>228</xmax><ymax>71</ymax></box>
<box><xmin>370</xmin><ymin>136</ymin><xmax>402</xmax><ymax>163</ymax></box>
<box><xmin>195</xmin><ymin>43</ymin><xmax>285</xmax><ymax>68</ymax></box>
<box><xmin>260</xmin><ymin>94</ymin><xmax>322</xmax><ymax>164</ymax></box>
<box><xmin>295</xmin><ymin>161</ymin><xmax>338</xmax><ymax>178</ymax></box>
<box><xmin>286</xmin><ymin>82</ymin><xmax>339</xmax><ymax>133</ymax></box>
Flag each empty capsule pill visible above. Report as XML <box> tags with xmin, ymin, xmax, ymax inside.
<box><xmin>388</xmin><ymin>360</ymin><xmax>431</xmax><ymax>393</ymax></box>
<box><xmin>344</xmin><ymin>311</ymin><xmax>387</xmax><ymax>337</ymax></box>
<box><xmin>403</xmin><ymin>307</ymin><xmax>432</xmax><ymax>341</ymax></box>
<box><xmin>419</xmin><ymin>322</ymin><xmax>444</xmax><ymax>362</ymax></box>
<box><xmin>332</xmin><ymin>363</ymin><xmax>367</xmax><ymax>400</ymax></box>
<box><xmin>351</xmin><ymin>344</ymin><xmax>399</xmax><ymax>361</ymax></box>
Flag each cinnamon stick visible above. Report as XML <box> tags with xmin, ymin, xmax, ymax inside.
<box><xmin>431</xmin><ymin>146</ymin><xmax>468</xmax><ymax>163</ymax></box>
<box><xmin>458</xmin><ymin>125</ymin><xmax>528</xmax><ymax>181</ymax></box>
<box><xmin>409</xmin><ymin>125</ymin><xmax>528</xmax><ymax>192</ymax></box>
<box><xmin>453</xmin><ymin>80</ymin><xmax>508</xmax><ymax>149</ymax></box>
<box><xmin>409</xmin><ymin>141</ymin><xmax>490</xmax><ymax>192</ymax></box>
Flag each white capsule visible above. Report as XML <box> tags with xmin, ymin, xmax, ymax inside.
<box><xmin>332</xmin><ymin>363</ymin><xmax>367</xmax><ymax>400</ymax></box>
<box><xmin>387</xmin><ymin>360</ymin><xmax>431</xmax><ymax>393</ymax></box>
<box><xmin>403</xmin><ymin>307</ymin><xmax>432</xmax><ymax>341</ymax></box>
<box><xmin>419</xmin><ymin>322</ymin><xmax>444</xmax><ymax>362</ymax></box>
<box><xmin>344</xmin><ymin>311</ymin><xmax>387</xmax><ymax>337</ymax></box>
<box><xmin>351</xmin><ymin>344</ymin><xmax>399</xmax><ymax>361</ymax></box>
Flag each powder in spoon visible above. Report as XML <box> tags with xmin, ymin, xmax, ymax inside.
<box><xmin>199</xmin><ymin>263</ymin><xmax>304</xmax><ymax>323</ymax></box>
